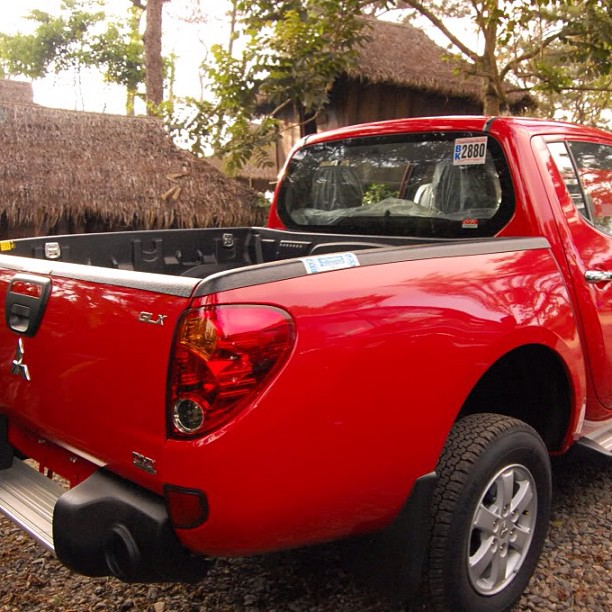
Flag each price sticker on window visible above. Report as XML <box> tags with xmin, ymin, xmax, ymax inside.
<box><xmin>453</xmin><ymin>136</ymin><xmax>488</xmax><ymax>166</ymax></box>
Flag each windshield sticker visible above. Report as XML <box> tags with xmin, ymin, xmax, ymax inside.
<box><xmin>462</xmin><ymin>219</ymin><xmax>479</xmax><ymax>229</ymax></box>
<box><xmin>302</xmin><ymin>253</ymin><xmax>360</xmax><ymax>274</ymax></box>
<box><xmin>453</xmin><ymin>136</ymin><xmax>488</xmax><ymax>166</ymax></box>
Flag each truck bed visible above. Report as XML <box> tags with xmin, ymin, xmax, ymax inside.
<box><xmin>0</xmin><ymin>227</ymin><xmax>431</xmax><ymax>278</ymax></box>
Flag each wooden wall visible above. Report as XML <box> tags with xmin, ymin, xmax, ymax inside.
<box><xmin>274</xmin><ymin>77</ymin><xmax>482</xmax><ymax>169</ymax></box>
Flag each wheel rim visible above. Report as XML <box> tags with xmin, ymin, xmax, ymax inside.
<box><xmin>467</xmin><ymin>463</ymin><xmax>538</xmax><ymax>596</ymax></box>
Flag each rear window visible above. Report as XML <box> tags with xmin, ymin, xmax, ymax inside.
<box><xmin>277</xmin><ymin>132</ymin><xmax>515</xmax><ymax>238</ymax></box>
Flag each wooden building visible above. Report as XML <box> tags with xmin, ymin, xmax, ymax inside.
<box><xmin>269</xmin><ymin>18</ymin><xmax>533</xmax><ymax>172</ymax></box>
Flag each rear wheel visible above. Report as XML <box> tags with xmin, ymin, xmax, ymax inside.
<box><xmin>422</xmin><ymin>413</ymin><xmax>551</xmax><ymax>612</ymax></box>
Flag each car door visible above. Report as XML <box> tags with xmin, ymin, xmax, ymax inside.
<box><xmin>545</xmin><ymin>135</ymin><xmax>612</xmax><ymax>415</ymax></box>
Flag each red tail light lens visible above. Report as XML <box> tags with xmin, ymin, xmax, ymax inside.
<box><xmin>169</xmin><ymin>305</ymin><xmax>294</xmax><ymax>438</ymax></box>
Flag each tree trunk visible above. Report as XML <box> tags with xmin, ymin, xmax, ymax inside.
<box><xmin>481</xmin><ymin>5</ymin><xmax>503</xmax><ymax>116</ymax></box>
<box><xmin>126</xmin><ymin>88</ymin><xmax>136</xmax><ymax>116</ymax></box>
<box><xmin>483</xmin><ymin>82</ymin><xmax>502</xmax><ymax>115</ymax></box>
<box><xmin>297</xmin><ymin>102</ymin><xmax>317</xmax><ymax>137</ymax></box>
<box><xmin>143</xmin><ymin>0</ymin><xmax>165</xmax><ymax>112</ymax></box>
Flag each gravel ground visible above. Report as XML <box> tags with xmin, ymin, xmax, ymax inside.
<box><xmin>0</xmin><ymin>445</ymin><xmax>609</xmax><ymax>612</ymax></box>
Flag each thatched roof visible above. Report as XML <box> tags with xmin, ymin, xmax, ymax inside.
<box><xmin>350</xmin><ymin>19</ymin><xmax>532</xmax><ymax>109</ymax></box>
<box><xmin>0</xmin><ymin>93</ymin><xmax>265</xmax><ymax>237</ymax></box>
<box><xmin>208</xmin><ymin>154</ymin><xmax>279</xmax><ymax>185</ymax></box>
<box><xmin>0</xmin><ymin>79</ymin><xmax>34</xmax><ymax>104</ymax></box>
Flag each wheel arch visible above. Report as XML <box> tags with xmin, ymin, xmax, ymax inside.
<box><xmin>457</xmin><ymin>343</ymin><xmax>576</xmax><ymax>452</ymax></box>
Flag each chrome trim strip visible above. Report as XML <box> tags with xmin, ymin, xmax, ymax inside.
<box><xmin>0</xmin><ymin>255</ymin><xmax>198</xmax><ymax>298</ymax></box>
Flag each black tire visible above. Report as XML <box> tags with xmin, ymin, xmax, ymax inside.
<box><xmin>422</xmin><ymin>413</ymin><xmax>552</xmax><ymax>612</ymax></box>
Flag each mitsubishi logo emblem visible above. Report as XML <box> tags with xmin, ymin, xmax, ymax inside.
<box><xmin>11</xmin><ymin>338</ymin><xmax>31</xmax><ymax>381</ymax></box>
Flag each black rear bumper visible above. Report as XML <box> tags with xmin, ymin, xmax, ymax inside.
<box><xmin>53</xmin><ymin>469</ymin><xmax>209</xmax><ymax>582</ymax></box>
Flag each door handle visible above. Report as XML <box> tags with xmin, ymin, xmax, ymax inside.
<box><xmin>585</xmin><ymin>270</ymin><xmax>612</xmax><ymax>283</ymax></box>
<box><xmin>5</xmin><ymin>274</ymin><xmax>52</xmax><ymax>336</ymax></box>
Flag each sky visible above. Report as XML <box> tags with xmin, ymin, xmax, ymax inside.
<box><xmin>2</xmin><ymin>1</ymin><xmax>479</xmax><ymax>117</ymax></box>
<box><xmin>1</xmin><ymin>0</ymin><xmax>231</xmax><ymax>114</ymax></box>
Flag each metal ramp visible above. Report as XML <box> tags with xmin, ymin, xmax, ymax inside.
<box><xmin>0</xmin><ymin>459</ymin><xmax>64</xmax><ymax>553</ymax></box>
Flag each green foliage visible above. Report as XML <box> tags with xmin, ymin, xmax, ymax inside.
<box><xmin>400</xmin><ymin>0</ymin><xmax>610</xmax><ymax>122</ymax></box>
<box><xmin>556</xmin><ymin>0</ymin><xmax>611</xmax><ymax>72</ymax></box>
<box><xmin>162</xmin><ymin>95</ymin><xmax>279</xmax><ymax>176</ymax></box>
<box><xmin>0</xmin><ymin>0</ymin><xmax>106</xmax><ymax>79</ymax></box>
<box><xmin>511</xmin><ymin>1</ymin><xmax>611</xmax><ymax>126</ymax></box>
<box><xmin>167</xmin><ymin>0</ymin><xmax>373</xmax><ymax>173</ymax></box>
<box><xmin>362</xmin><ymin>183</ymin><xmax>399</xmax><ymax>205</ymax></box>
<box><xmin>0</xmin><ymin>0</ymin><xmax>147</xmax><ymax>114</ymax></box>
<box><xmin>236</xmin><ymin>0</ymin><xmax>370</xmax><ymax>112</ymax></box>
<box><xmin>92</xmin><ymin>7</ymin><xmax>145</xmax><ymax>94</ymax></box>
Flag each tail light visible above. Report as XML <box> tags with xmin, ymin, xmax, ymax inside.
<box><xmin>168</xmin><ymin>305</ymin><xmax>294</xmax><ymax>438</ymax></box>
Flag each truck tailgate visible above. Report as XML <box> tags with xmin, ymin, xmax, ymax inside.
<box><xmin>0</xmin><ymin>265</ymin><xmax>195</xmax><ymax>487</ymax></box>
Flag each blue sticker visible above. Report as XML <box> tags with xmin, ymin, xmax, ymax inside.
<box><xmin>454</xmin><ymin>144</ymin><xmax>462</xmax><ymax>162</ymax></box>
<box><xmin>301</xmin><ymin>252</ymin><xmax>360</xmax><ymax>274</ymax></box>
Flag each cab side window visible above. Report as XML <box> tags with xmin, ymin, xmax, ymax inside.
<box><xmin>549</xmin><ymin>140</ymin><xmax>612</xmax><ymax>234</ymax></box>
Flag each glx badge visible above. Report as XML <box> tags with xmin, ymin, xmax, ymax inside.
<box><xmin>11</xmin><ymin>338</ymin><xmax>31</xmax><ymax>381</ymax></box>
<box><xmin>138</xmin><ymin>311</ymin><xmax>167</xmax><ymax>326</ymax></box>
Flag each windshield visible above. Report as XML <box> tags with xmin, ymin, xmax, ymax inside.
<box><xmin>277</xmin><ymin>132</ymin><xmax>515</xmax><ymax>238</ymax></box>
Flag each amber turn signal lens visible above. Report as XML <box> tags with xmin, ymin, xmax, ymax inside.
<box><xmin>168</xmin><ymin>305</ymin><xmax>294</xmax><ymax>438</ymax></box>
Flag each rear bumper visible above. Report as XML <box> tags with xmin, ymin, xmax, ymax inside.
<box><xmin>53</xmin><ymin>468</ymin><xmax>209</xmax><ymax>582</ymax></box>
<box><xmin>0</xmin><ymin>456</ymin><xmax>209</xmax><ymax>582</ymax></box>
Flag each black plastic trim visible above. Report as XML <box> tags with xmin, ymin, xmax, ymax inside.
<box><xmin>0</xmin><ymin>415</ymin><xmax>13</xmax><ymax>470</ymax></box>
<box><xmin>53</xmin><ymin>470</ymin><xmax>209</xmax><ymax>582</ymax></box>
<box><xmin>5</xmin><ymin>274</ymin><xmax>52</xmax><ymax>336</ymax></box>
<box><xmin>483</xmin><ymin>116</ymin><xmax>498</xmax><ymax>133</ymax></box>
<box><xmin>0</xmin><ymin>228</ymin><xmax>550</xmax><ymax>300</ymax></box>
<box><xmin>194</xmin><ymin>237</ymin><xmax>551</xmax><ymax>297</ymax></box>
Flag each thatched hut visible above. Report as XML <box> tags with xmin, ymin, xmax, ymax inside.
<box><xmin>336</xmin><ymin>18</ymin><xmax>532</xmax><ymax>123</ymax></box>
<box><xmin>0</xmin><ymin>82</ymin><xmax>265</xmax><ymax>239</ymax></box>
<box><xmin>268</xmin><ymin>18</ymin><xmax>533</xmax><ymax>171</ymax></box>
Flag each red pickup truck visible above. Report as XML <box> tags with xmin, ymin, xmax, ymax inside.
<box><xmin>0</xmin><ymin>116</ymin><xmax>610</xmax><ymax>611</ymax></box>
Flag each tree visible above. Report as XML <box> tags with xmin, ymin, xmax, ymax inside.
<box><xmin>512</xmin><ymin>1</ymin><xmax>611</xmax><ymax>127</ymax></box>
<box><xmin>0</xmin><ymin>0</ymin><xmax>106</xmax><ymax>80</ymax></box>
<box><xmin>130</xmin><ymin>0</ymin><xmax>170</xmax><ymax>112</ymax></box>
<box><xmin>0</xmin><ymin>0</ymin><xmax>146</xmax><ymax>115</ymax></box>
<box><xmin>166</xmin><ymin>0</ymin><xmax>385</xmax><ymax>173</ymax></box>
<box><xmin>398</xmin><ymin>1</ymin><xmax>611</xmax><ymax>118</ymax></box>
<box><xmin>92</xmin><ymin>6</ymin><xmax>146</xmax><ymax>114</ymax></box>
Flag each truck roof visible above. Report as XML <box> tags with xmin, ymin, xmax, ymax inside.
<box><xmin>301</xmin><ymin>115</ymin><xmax>611</xmax><ymax>146</ymax></box>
